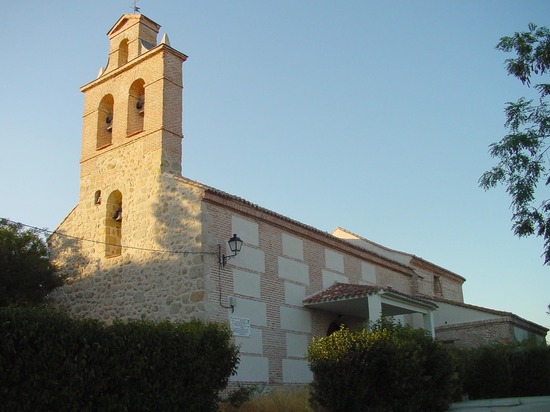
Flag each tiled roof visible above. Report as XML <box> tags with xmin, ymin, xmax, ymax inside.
<box><xmin>303</xmin><ymin>282</ymin><xmax>437</xmax><ymax>308</ymax></box>
<box><xmin>334</xmin><ymin>227</ymin><xmax>466</xmax><ymax>282</ymax></box>
<box><xmin>180</xmin><ymin>175</ymin><xmax>417</xmax><ymax>274</ymax></box>
<box><xmin>303</xmin><ymin>283</ymin><xmax>382</xmax><ymax>304</ymax></box>
<box><xmin>426</xmin><ymin>295</ymin><xmax>548</xmax><ymax>332</ymax></box>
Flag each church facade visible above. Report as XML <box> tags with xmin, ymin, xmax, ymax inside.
<box><xmin>50</xmin><ymin>13</ymin><xmax>547</xmax><ymax>385</ymax></box>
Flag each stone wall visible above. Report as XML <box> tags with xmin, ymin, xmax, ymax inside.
<box><xmin>50</xmin><ymin>175</ymin><xmax>211</xmax><ymax>323</ymax></box>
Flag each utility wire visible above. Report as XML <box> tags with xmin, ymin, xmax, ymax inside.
<box><xmin>1</xmin><ymin>218</ymin><xmax>217</xmax><ymax>256</ymax></box>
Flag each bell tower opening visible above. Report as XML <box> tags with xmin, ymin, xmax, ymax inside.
<box><xmin>105</xmin><ymin>190</ymin><xmax>122</xmax><ymax>257</ymax></box>
<box><xmin>97</xmin><ymin>94</ymin><xmax>114</xmax><ymax>149</ymax></box>
<box><xmin>118</xmin><ymin>39</ymin><xmax>129</xmax><ymax>67</ymax></box>
<box><xmin>127</xmin><ymin>79</ymin><xmax>145</xmax><ymax>136</ymax></box>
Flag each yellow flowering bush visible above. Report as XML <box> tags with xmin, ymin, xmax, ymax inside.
<box><xmin>307</xmin><ymin>318</ymin><xmax>457</xmax><ymax>412</ymax></box>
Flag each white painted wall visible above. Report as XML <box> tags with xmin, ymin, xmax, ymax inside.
<box><xmin>232</xmin><ymin>216</ymin><xmax>259</xmax><ymax>246</ymax></box>
<box><xmin>230</xmin><ymin>355</ymin><xmax>269</xmax><ymax>382</ymax></box>
<box><xmin>332</xmin><ymin>228</ymin><xmax>412</xmax><ymax>266</ymax></box>
<box><xmin>433</xmin><ymin>301</ymin><xmax>500</xmax><ymax>326</ymax></box>
<box><xmin>232</xmin><ymin>246</ymin><xmax>265</xmax><ymax>273</ymax></box>
<box><xmin>278</xmin><ymin>257</ymin><xmax>309</xmax><ymax>285</ymax></box>
<box><xmin>280</xmin><ymin>306</ymin><xmax>312</xmax><ymax>333</ymax></box>
<box><xmin>233</xmin><ymin>269</ymin><xmax>261</xmax><ymax>298</ymax></box>
<box><xmin>235</xmin><ymin>328</ymin><xmax>263</xmax><ymax>355</ymax></box>
<box><xmin>282</xmin><ymin>233</ymin><xmax>304</xmax><ymax>260</ymax></box>
<box><xmin>286</xmin><ymin>332</ymin><xmax>309</xmax><ymax>358</ymax></box>
<box><xmin>231</xmin><ymin>297</ymin><xmax>267</xmax><ymax>327</ymax></box>
<box><xmin>322</xmin><ymin>270</ymin><xmax>348</xmax><ymax>289</ymax></box>
<box><xmin>361</xmin><ymin>261</ymin><xmax>377</xmax><ymax>284</ymax></box>
<box><xmin>282</xmin><ymin>359</ymin><xmax>313</xmax><ymax>383</ymax></box>
<box><xmin>285</xmin><ymin>282</ymin><xmax>306</xmax><ymax>306</ymax></box>
<box><xmin>325</xmin><ymin>249</ymin><xmax>344</xmax><ymax>272</ymax></box>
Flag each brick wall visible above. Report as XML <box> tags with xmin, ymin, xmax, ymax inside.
<box><xmin>436</xmin><ymin>318</ymin><xmax>514</xmax><ymax>349</ymax></box>
<box><xmin>201</xmin><ymin>190</ymin><xmax>424</xmax><ymax>385</ymax></box>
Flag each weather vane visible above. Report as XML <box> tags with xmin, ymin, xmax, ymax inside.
<box><xmin>132</xmin><ymin>0</ymin><xmax>141</xmax><ymax>13</ymax></box>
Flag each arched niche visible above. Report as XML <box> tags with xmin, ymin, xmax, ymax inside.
<box><xmin>105</xmin><ymin>190</ymin><xmax>122</xmax><ymax>257</ymax></box>
<box><xmin>118</xmin><ymin>39</ymin><xmax>129</xmax><ymax>67</ymax></box>
<box><xmin>127</xmin><ymin>79</ymin><xmax>145</xmax><ymax>136</ymax></box>
<box><xmin>97</xmin><ymin>94</ymin><xmax>114</xmax><ymax>149</ymax></box>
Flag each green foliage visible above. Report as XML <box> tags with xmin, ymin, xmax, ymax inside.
<box><xmin>0</xmin><ymin>219</ymin><xmax>64</xmax><ymax>306</ymax></box>
<box><xmin>307</xmin><ymin>319</ymin><xmax>457</xmax><ymax>412</ymax></box>
<box><xmin>458</xmin><ymin>343</ymin><xmax>550</xmax><ymax>400</ymax></box>
<box><xmin>220</xmin><ymin>386</ymin><xmax>314</xmax><ymax>412</ymax></box>
<box><xmin>479</xmin><ymin>24</ymin><xmax>550</xmax><ymax>264</ymax></box>
<box><xmin>0</xmin><ymin>306</ymin><xmax>240</xmax><ymax>411</ymax></box>
<box><xmin>225</xmin><ymin>384</ymin><xmax>260</xmax><ymax>408</ymax></box>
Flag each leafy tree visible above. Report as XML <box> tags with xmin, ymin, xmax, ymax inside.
<box><xmin>0</xmin><ymin>219</ymin><xmax>63</xmax><ymax>306</ymax></box>
<box><xmin>479</xmin><ymin>24</ymin><xmax>550</xmax><ymax>264</ymax></box>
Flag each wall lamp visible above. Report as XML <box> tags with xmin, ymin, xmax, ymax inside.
<box><xmin>219</xmin><ymin>234</ymin><xmax>243</xmax><ymax>267</ymax></box>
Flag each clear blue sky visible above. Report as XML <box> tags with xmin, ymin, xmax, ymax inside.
<box><xmin>2</xmin><ymin>1</ymin><xmax>549</xmax><ymax>331</ymax></box>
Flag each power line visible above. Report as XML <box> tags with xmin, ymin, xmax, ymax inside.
<box><xmin>1</xmin><ymin>218</ymin><xmax>216</xmax><ymax>256</ymax></box>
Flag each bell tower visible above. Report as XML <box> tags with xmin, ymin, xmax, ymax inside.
<box><xmin>80</xmin><ymin>13</ymin><xmax>187</xmax><ymax>181</ymax></box>
<box><xmin>75</xmin><ymin>13</ymin><xmax>187</xmax><ymax>258</ymax></box>
<box><xmin>51</xmin><ymin>13</ymin><xmax>208</xmax><ymax>322</ymax></box>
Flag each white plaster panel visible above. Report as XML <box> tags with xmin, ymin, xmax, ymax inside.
<box><xmin>282</xmin><ymin>359</ymin><xmax>313</xmax><ymax>383</ymax></box>
<box><xmin>285</xmin><ymin>282</ymin><xmax>306</xmax><ymax>306</ymax></box>
<box><xmin>233</xmin><ymin>269</ymin><xmax>261</xmax><ymax>298</ymax></box>
<box><xmin>280</xmin><ymin>306</ymin><xmax>312</xmax><ymax>333</ymax></box>
<box><xmin>278</xmin><ymin>257</ymin><xmax>309</xmax><ymax>285</ymax></box>
<box><xmin>286</xmin><ymin>333</ymin><xmax>309</xmax><ymax>358</ymax></box>
<box><xmin>230</xmin><ymin>355</ymin><xmax>269</xmax><ymax>382</ymax></box>
<box><xmin>361</xmin><ymin>262</ymin><xmax>377</xmax><ymax>284</ymax></box>
<box><xmin>235</xmin><ymin>328</ymin><xmax>263</xmax><ymax>355</ymax></box>
<box><xmin>282</xmin><ymin>233</ymin><xmax>304</xmax><ymax>260</ymax></box>
<box><xmin>231</xmin><ymin>298</ymin><xmax>267</xmax><ymax>327</ymax></box>
<box><xmin>322</xmin><ymin>270</ymin><xmax>349</xmax><ymax>289</ymax></box>
<box><xmin>233</xmin><ymin>246</ymin><xmax>265</xmax><ymax>273</ymax></box>
<box><xmin>232</xmin><ymin>216</ymin><xmax>259</xmax><ymax>246</ymax></box>
<box><xmin>432</xmin><ymin>301</ymin><xmax>500</xmax><ymax>327</ymax></box>
<box><xmin>325</xmin><ymin>249</ymin><xmax>344</xmax><ymax>272</ymax></box>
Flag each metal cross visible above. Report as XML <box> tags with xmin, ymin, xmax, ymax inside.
<box><xmin>133</xmin><ymin>0</ymin><xmax>141</xmax><ymax>13</ymax></box>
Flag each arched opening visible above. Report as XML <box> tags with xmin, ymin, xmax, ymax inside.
<box><xmin>94</xmin><ymin>190</ymin><xmax>102</xmax><ymax>205</ymax></box>
<box><xmin>118</xmin><ymin>39</ymin><xmax>129</xmax><ymax>67</ymax></box>
<box><xmin>105</xmin><ymin>190</ymin><xmax>122</xmax><ymax>257</ymax></box>
<box><xmin>327</xmin><ymin>321</ymin><xmax>342</xmax><ymax>336</ymax></box>
<box><xmin>127</xmin><ymin>79</ymin><xmax>145</xmax><ymax>136</ymax></box>
<box><xmin>97</xmin><ymin>94</ymin><xmax>114</xmax><ymax>149</ymax></box>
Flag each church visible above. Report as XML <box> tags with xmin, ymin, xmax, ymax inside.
<box><xmin>50</xmin><ymin>13</ymin><xmax>547</xmax><ymax>385</ymax></box>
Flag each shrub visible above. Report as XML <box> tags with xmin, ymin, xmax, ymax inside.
<box><xmin>307</xmin><ymin>318</ymin><xmax>457</xmax><ymax>412</ymax></box>
<box><xmin>509</xmin><ymin>345</ymin><xmax>550</xmax><ymax>397</ymax></box>
<box><xmin>225</xmin><ymin>384</ymin><xmax>260</xmax><ymax>408</ymax></box>
<box><xmin>0</xmin><ymin>219</ymin><xmax>64</xmax><ymax>307</ymax></box>
<box><xmin>221</xmin><ymin>386</ymin><xmax>314</xmax><ymax>412</ymax></box>
<box><xmin>458</xmin><ymin>343</ymin><xmax>550</xmax><ymax>400</ymax></box>
<box><xmin>0</xmin><ymin>306</ymin><xmax>239</xmax><ymax>411</ymax></box>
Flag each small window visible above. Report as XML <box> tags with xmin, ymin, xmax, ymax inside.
<box><xmin>94</xmin><ymin>190</ymin><xmax>102</xmax><ymax>205</ymax></box>
<box><xmin>433</xmin><ymin>276</ymin><xmax>443</xmax><ymax>297</ymax></box>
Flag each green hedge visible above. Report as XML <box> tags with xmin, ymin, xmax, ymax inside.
<box><xmin>458</xmin><ymin>343</ymin><xmax>550</xmax><ymax>400</ymax></box>
<box><xmin>0</xmin><ymin>307</ymin><xmax>239</xmax><ymax>411</ymax></box>
<box><xmin>307</xmin><ymin>319</ymin><xmax>458</xmax><ymax>412</ymax></box>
